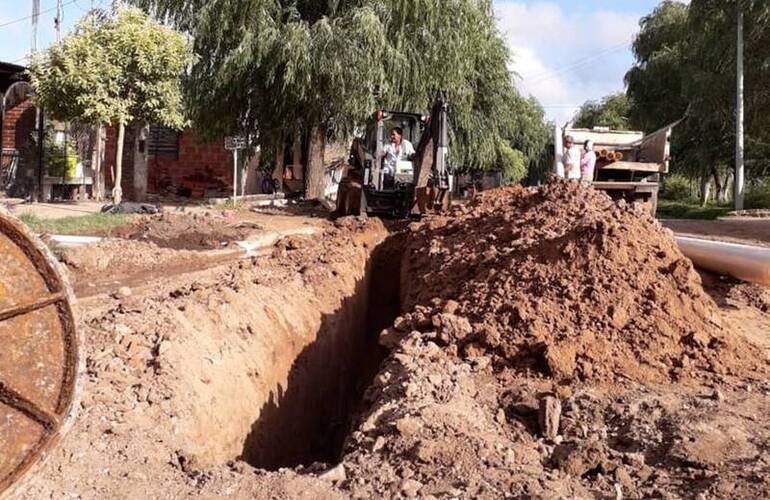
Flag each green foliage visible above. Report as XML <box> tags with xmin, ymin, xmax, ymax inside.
<box><xmin>626</xmin><ymin>0</ymin><xmax>770</xmax><ymax>184</ymax></box>
<box><xmin>134</xmin><ymin>0</ymin><xmax>548</xmax><ymax>173</ymax></box>
<box><xmin>498</xmin><ymin>145</ymin><xmax>527</xmax><ymax>184</ymax></box>
<box><xmin>19</xmin><ymin>212</ymin><xmax>133</xmax><ymax>235</ymax></box>
<box><xmin>660</xmin><ymin>174</ymin><xmax>695</xmax><ymax>201</ymax></box>
<box><xmin>29</xmin><ymin>6</ymin><xmax>193</xmax><ymax>128</ymax></box>
<box><xmin>572</xmin><ymin>93</ymin><xmax>631</xmax><ymax>130</ymax></box>
<box><xmin>656</xmin><ymin>200</ymin><xmax>731</xmax><ymax>219</ymax></box>
<box><xmin>46</xmin><ymin>144</ymin><xmax>78</xmax><ymax>178</ymax></box>
<box><xmin>745</xmin><ymin>179</ymin><xmax>770</xmax><ymax>209</ymax></box>
<box><xmin>625</xmin><ymin>1</ymin><xmax>689</xmax><ymax>133</ymax></box>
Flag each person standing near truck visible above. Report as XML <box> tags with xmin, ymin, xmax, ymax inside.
<box><xmin>581</xmin><ymin>140</ymin><xmax>596</xmax><ymax>183</ymax></box>
<box><xmin>559</xmin><ymin>135</ymin><xmax>582</xmax><ymax>180</ymax></box>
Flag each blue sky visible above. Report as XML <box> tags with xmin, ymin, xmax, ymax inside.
<box><xmin>0</xmin><ymin>0</ymin><xmax>676</xmax><ymax>124</ymax></box>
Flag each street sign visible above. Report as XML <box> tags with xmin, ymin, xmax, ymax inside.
<box><xmin>224</xmin><ymin>136</ymin><xmax>247</xmax><ymax>203</ymax></box>
<box><xmin>224</xmin><ymin>136</ymin><xmax>247</xmax><ymax>150</ymax></box>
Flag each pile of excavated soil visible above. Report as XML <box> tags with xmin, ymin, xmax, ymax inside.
<box><xmin>336</xmin><ymin>182</ymin><xmax>770</xmax><ymax>499</ymax></box>
<box><xmin>115</xmin><ymin>212</ymin><xmax>260</xmax><ymax>250</ymax></box>
<box><xmin>398</xmin><ymin>182</ymin><xmax>765</xmax><ymax>385</ymax></box>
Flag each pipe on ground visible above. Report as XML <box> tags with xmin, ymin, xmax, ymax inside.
<box><xmin>675</xmin><ymin>236</ymin><xmax>770</xmax><ymax>286</ymax></box>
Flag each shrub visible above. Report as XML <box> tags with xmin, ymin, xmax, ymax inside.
<box><xmin>660</xmin><ymin>174</ymin><xmax>694</xmax><ymax>201</ymax></box>
<box><xmin>745</xmin><ymin>179</ymin><xmax>770</xmax><ymax>209</ymax></box>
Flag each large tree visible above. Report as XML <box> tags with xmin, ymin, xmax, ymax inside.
<box><xmin>625</xmin><ymin>0</ymin><xmax>770</xmax><ymax>204</ymax></box>
<box><xmin>572</xmin><ymin>93</ymin><xmax>631</xmax><ymax>130</ymax></box>
<box><xmin>29</xmin><ymin>6</ymin><xmax>192</xmax><ymax>203</ymax></box>
<box><xmin>136</xmin><ymin>0</ymin><xmax>544</xmax><ymax>198</ymax></box>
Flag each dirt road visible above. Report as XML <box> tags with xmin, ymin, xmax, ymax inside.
<box><xmin>664</xmin><ymin>217</ymin><xmax>770</xmax><ymax>247</ymax></box>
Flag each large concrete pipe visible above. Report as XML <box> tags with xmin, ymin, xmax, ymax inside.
<box><xmin>675</xmin><ymin>236</ymin><xmax>770</xmax><ymax>286</ymax></box>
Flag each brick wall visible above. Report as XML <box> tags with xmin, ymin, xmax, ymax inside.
<box><xmin>104</xmin><ymin>126</ymin><xmax>232</xmax><ymax>199</ymax></box>
<box><xmin>148</xmin><ymin>129</ymin><xmax>233</xmax><ymax>196</ymax></box>
<box><xmin>2</xmin><ymin>99</ymin><xmax>35</xmax><ymax>151</ymax></box>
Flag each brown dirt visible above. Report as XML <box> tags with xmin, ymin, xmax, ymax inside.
<box><xmin>58</xmin><ymin>238</ymin><xmax>235</xmax><ymax>296</ymax></box>
<box><xmin>337</xmin><ymin>183</ymin><xmax>770</xmax><ymax>499</ymax></box>
<box><xmin>112</xmin><ymin>212</ymin><xmax>261</xmax><ymax>250</ymax></box>
<box><xmin>663</xmin><ymin>218</ymin><xmax>770</xmax><ymax>247</ymax></box>
<box><xmin>399</xmin><ymin>182</ymin><xmax>764</xmax><ymax>386</ymax></box>
<box><xmin>12</xmin><ymin>182</ymin><xmax>770</xmax><ymax>499</ymax></box>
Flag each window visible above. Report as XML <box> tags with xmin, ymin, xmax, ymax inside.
<box><xmin>148</xmin><ymin>125</ymin><xmax>180</xmax><ymax>158</ymax></box>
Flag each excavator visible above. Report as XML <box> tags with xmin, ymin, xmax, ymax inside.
<box><xmin>336</xmin><ymin>90</ymin><xmax>453</xmax><ymax>218</ymax></box>
<box><xmin>0</xmin><ymin>208</ymin><xmax>79</xmax><ymax>496</ymax></box>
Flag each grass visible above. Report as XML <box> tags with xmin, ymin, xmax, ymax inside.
<box><xmin>18</xmin><ymin>212</ymin><xmax>134</xmax><ymax>235</ymax></box>
<box><xmin>656</xmin><ymin>199</ymin><xmax>732</xmax><ymax>220</ymax></box>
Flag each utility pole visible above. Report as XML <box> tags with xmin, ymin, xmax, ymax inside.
<box><xmin>735</xmin><ymin>2</ymin><xmax>745</xmax><ymax>210</ymax></box>
<box><xmin>31</xmin><ymin>0</ymin><xmax>40</xmax><ymax>54</ymax></box>
<box><xmin>54</xmin><ymin>0</ymin><xmax>63</xmax><ymax>45</ymax></box>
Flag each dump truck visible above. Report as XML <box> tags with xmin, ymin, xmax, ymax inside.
<box><xmin>556</xmin><ymin>124</ymin><xmax>675</xmax><ymax>215</ymax></box>
<box><xmin>336</xmin><ymin>91</ymin><xmax>452</xmax><ymax>218</ymax></box>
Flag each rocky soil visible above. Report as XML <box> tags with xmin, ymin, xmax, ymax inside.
<box><xmin>12</xmin><ymin>182</ymin><xmax>770</xmax><ymax>499</ymax></box>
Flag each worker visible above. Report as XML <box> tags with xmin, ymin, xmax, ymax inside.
<box><xmin>581</xmin><ymin>140</ymin><xmax>596</xmax><ymax>183</ymax></box>
<box><xmin>381</xmin><ymin>127</ymin><xmax>415</xmax><ymax>179</ymax></box>
<box><xmin>560</xmin><ymin>135</ymin><xmax>581</xmax><ymax>180</ymax></box>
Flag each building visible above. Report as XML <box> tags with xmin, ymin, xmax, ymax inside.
<box><xmin>0</xmin><ymin>61</ymin><xmax>39</xmax><ymax>198</ymax></box>
<box><xmin>103</xmin><ymin>125</ymin><xmax>239</xmax><ymax>200</ymax></box>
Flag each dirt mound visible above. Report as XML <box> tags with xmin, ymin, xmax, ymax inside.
<box><xmin>398</xmin><ymin>182</ymin><xmax>765</xmax><ymax>385</ymax></box>
<box><xmin>116</xmin><ymin>212</ymin><xmax>259</xmax><ymax>250</ymax></box>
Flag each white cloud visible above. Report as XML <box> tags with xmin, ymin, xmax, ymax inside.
<box><xmin>494</xmin><ymin>1</ymin><xmax>640</xmax><ymax>125</ymax></box>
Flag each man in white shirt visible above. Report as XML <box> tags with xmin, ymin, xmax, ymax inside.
<box><xmin>559</xmin><ymin>135</ymin><xmax>582</xmax><ymax>180</ymax></box>
<box><xmin>381</xmin><ymin>127</ymin><xmax>415</xmax><ymax>178</ymax></box>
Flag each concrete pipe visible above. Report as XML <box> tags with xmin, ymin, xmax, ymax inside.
<box><xmin>675</xmin><ymin>236</ymin><xmax>770</xmax><ymax>286</ymax></box>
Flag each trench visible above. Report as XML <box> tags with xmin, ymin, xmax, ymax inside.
<box><xmin>235</xmin><ymin>231</ymin><xmax>406</xmax><ymax>470</ymax></box>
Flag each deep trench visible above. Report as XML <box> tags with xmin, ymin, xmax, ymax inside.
<box><xmin>238</xmin><ymin>232</ymin><xmax>406</xmax><ymax>471</ymax></box>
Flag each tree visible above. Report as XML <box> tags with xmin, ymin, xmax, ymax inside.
<box><xmin>135</xmin><ymin>0</ymin><xmax>545</xmax><ymax>199</ymax></box>
<box><xmin>572</xmin><ymin>93</ymin><xmax>631</xmax><ymax>130</ymax></box>
<box><xmin>625</xmin><ymin>0</ymin><xmax>770</xmax><ymax>205</ymax></box>
<box><xmin>29</xmin><ymin>7</ymin><xmax>192</xmax><ymax>203</ymax></box>
<box><xmin>625</xmin><ymin>0</ymin><xmax>689</xmax><ymax>133</ymax></box>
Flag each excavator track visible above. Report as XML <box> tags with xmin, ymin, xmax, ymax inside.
<box><xmin>0</xmin><ymin>209</ymin><xmax>78</xmax><ymax>496</ymax></box>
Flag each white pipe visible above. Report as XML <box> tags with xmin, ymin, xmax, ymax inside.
<box><xmin>676</xmin><ymin>236</ymin><xmax>770</xmax><ymax>286</ymax></box>
<box><xmin>48</xmin><ymin>234</ymin><xmax>103</xmax><ymax>248</ymax></box>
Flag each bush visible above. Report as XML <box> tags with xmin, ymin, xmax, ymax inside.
<box><xmin>660</xmin><ymin>174</ymin><xmax>694</xmax><ymax>201</ymax></box>
<box><xmin>499</xmin><ymin>145</ymin><xmax>527</xmax><ymax>185</ymax></box>
<box><xmin>745</xmin><ymin>179</ymin><xmax>770</xmax><ymax>209</ymax></box>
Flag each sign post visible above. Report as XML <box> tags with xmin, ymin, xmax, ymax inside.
<box><xmin>224</xmin><ymin>136</ymin><xmax>246</xmax><ymax>203</ymax></box>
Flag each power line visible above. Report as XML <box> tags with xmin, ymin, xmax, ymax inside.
<box><xmin>0</xmin><ymin>0</ymin><xmax>78</xmax><ymax>30</ymax></box>
<box><xmin>519</xmin><ymin>38</ymin><xmax>634</xmax><ymax>86</ymax></box>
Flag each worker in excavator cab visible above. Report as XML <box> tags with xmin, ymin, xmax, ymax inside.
<box><xmin>380</xmin><ymin>126</ymin><xmax>415</xmax><ymax>185</ymax></box>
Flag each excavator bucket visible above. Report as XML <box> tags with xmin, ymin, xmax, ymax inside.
<box><xmin>0</xmin><ymin>208</ymin><xmax>78</xmax><ymax>496</ymax></box>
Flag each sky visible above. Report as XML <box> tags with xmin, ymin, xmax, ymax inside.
<box><xmin>0</xmin><ymin>0</ymin><xmax>672</xmax><ymax>125</ymax></box>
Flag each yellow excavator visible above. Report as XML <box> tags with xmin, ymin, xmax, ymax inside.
<box><xmin>0</xmin><ymin>208</ymin><xmax>79</xmax><ymax>496</ymax></box>
<box><xmin>336</xmin><ymin>91</ymin><xmax>453</xmax><ymax>218</ymax></box>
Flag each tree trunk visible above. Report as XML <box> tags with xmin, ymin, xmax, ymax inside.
<box><xmin>91</xmin><ymin>123</ymin><xmax>104</xmax><ymax>201</ymax></box>
<box><xmin>712</xmin><ymin>166</ymin><xmax>725</xmax><ymax>204</ymax></box>
<box><xmin>305</xmin><ymin>124</ymin><xmax>327</xmax><ymax>200</ymax></box>
<box><xmin>699</xmin><ymin>175</ymin><xmax>711</xmax><ymax>207</ymax></box>
<box><xmin>717</xmin><ymin>171</ymin><xmax>731</xmax><ymax>204</ymax></box>
<box><xmin>132</xmin><ymin>124</ymin><xmax>149</xmax><ymax>202</ymax></box>
<box><xmin>112</xmin><ymin>122</ymin><xmax>125</xmax><ymax>204</ymax></box>
<box><xmin>273</xmin><ymin>142</ymin><xmax>284</xmax><ymax>193</ymax></box>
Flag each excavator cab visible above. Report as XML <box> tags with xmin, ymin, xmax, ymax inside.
<box><xmin>337</xmin><ymin>90</ymin><xmax>453</xmax><ymax>218</ymax></box>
